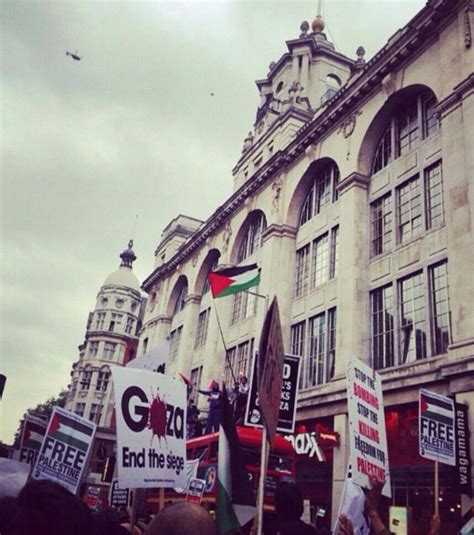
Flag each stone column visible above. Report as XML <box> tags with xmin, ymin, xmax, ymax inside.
<box><xmin>291</xmin><ymin>54</ymin><xmax>299</xmax><ymax>82</ymax></box>
<box><xmin>334</xmin><ymin>172</ymin><xmax>370</xmax><ymax>374</ymax></box>
<box><xmin>301</xmin><ymin>54</ymin><xmax>310</xmax><ymax>93</ymax></box>
<box><xmin>176</xmin><ymin>295</ymin><xmax>201</xmax><ymax>376</ymax></box>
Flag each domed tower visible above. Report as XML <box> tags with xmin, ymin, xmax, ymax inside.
<box><xmin>65</xmin><ymin>241</ymin><xmax>143</xmax><ymax>428</ymax></box>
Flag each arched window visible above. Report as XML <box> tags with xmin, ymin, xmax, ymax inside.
<box><xmin>372</xmin><ymin>91</ymin><xmax>438</xmax><ymax>174</ymax></box>
<box><xmin>173</xmin><ymin>282</ymin><xmax>188</xmax><ymax>315</ymax></box>
<box><xmin>299</xmin><ymin>162</ymin><xmax>340</xmax><ymax>226</ymax></box>
<box><xmin>203</xmin><ymin>259</ymin><xmax>218</xmax><ymax>295</ymax></box>
<box><xmin>237</xmin><ymin>212</ymin><xmax>267</xmax><ymax>263</ymax></box>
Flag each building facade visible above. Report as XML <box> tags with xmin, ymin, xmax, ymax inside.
<box><xmin>139</xmin><ymin>0</ymin><xmax>473</xmax><ymax>528</ymax></box>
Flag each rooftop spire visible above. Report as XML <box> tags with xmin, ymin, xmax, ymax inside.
<box><xmin>119</xmin><ymin>240</ymin><xmax>137</xmax><ymax>268</ymax></box>
<box><xmin>312</xmin><ymin>0</ymin><xmax>325</xmax><ymax>33</ymax></box>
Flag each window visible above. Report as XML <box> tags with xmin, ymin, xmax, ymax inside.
<box><xmin>294</xmin><ymin>310</ymin><xmax>337</xmax><ymax>389</ymax></box>
<box><xmin>371</xmin><ymin>285</ymin><xmax>395</xmax><ymax>370</ymax></box>
<box><xmin>96</xmin><ymin>371</ymin><xmax>110</xmax><ymax>392</ymax></box>
<box><xmin>329</xmin><ymin>226</ymin><xmax>339</xmax><ymax>279</ymax></box>
<box><xmin>399</xmin><ymin>272</ymin><xmax>427</xmax><ymax>363</ymax></box>
<box><xmin>371</xmin><ymin>91</ymin><xmax>438</xmax><ymax>173</ymax></box>
<box><xmin>299</xmin><ymin>163</ymin><xmax>339</xmax><ymax>226</ymax></box>
<box><xmin>312</xmin><ymin>233</ymin><xmax>329</xmax><ymax>288</ymax></box>
<box><xmin>430</xmin><ymin>261</ymin><xmax>450</xmax><ymax>355</ymax></box>
<box><xmin>75</xmin><ymin>403</ymin><xmax>85</xmax><ymax>418</ymax></box>
<box><xmin>125</xmin><ymin>316</ymin><xmax>134</xmax><ymax>334</ymax></box>
<box><xmin>397</xmin><ymin>176</ymin><xmax>422</xmax><ymax>244</ymax></box>
<box><xmin>425</xmin><ymin>161</ymin><xmax>444</xmax><ymax>230</ymax></box>
<box><xmin>225</xmin><ymin>340</ymin><xmax>253</xmax><ymax>384</ymax></box>
<box><xmin>103</xmin><ymin>342</ymin><xmax>116</xmax><ymax>359</ymax></box>
<box><xmin>109</xmin><ymin>313</ymin><xmax>122</xmax><ymax>332</ymax></box>
<box><xmin>195</xmin><ymin>308</ymin><xmax>210</xmax><ymax>349</ymax></box>
<box><xmin>294</xmin><ymin>245</ymin><xmax>310</xmax><ymax>297</ymax></box>
<box><xmin>95</xmin><ymin>312</ymin><xmax>106</xmax><ymax>330</ymax></box>
<box><xmin>203</xmin><ymin>260</ymin><xmax>218</xmax><ymax>295</ymax></box>
<box><xmin>169</xmin><ymin>326</ymin><xmax>183</xmax><ymax>361</ymax></box>
<box><xmin>174</xmin><ymin>284</ymin><xmax>188</xmax><ymax>315</ymax></box>
<box><xmin>89</xmin><ymin>341</ymin><xmax>99</xmax><ymax>357</ymax></box>
<box><xmin>237</xmin><ymin>212</ymin><xmax>267</xmax><ymax>263</ymax></box>
<box><xmin>190</xmin><ymin>366</ymin><xmax>203</xmax><ymax>404</ymax></box>
<box><xmin>371</xmin><ymin>194</ymin><xmax>392</xmax><ymax>256</ymax></box>
<box><xmin>89</xmin><ymin>403</ymin><xmax>102</xmax><ymax>424</ymax></box>
<box><xmin>80</xmin><ymin>369</ymin><xmax>92</xmax><ymax>390</ymax></box>
<box><xmin>142</xmin><ymin>337</ymin><xmax>148</xmax><ymax>355</ymax></box>
<box><xmin>231</xmin><ymin>289</ymin><xmax>257</xmax><ymax>325</ymax></box>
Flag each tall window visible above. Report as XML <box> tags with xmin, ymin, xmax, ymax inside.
<box><xmin>231</xmin><ymin>290</ymin><xmax>257</xmax><ymax>324</ymax></box>
<box><xmin>125</xmin><ymin>316</ymin><xmax>134</xmax><ymax>334</ymax></box>
<box><xmin>174</xmin><ymin>284</ymin><xmax>188</xmax><ymax>315</ymax></box>
<box><xmin>195</xmin><ymin>308</ymin><xmax>210</xmax><ymax>348</ymax></box>
<box><xmin>372</xmin><ymin>91</ymin><xmax>439</xmax><ymax>174</ymax></box>
<box><xmin>329</xmin><ymin>226</ymin><xmax>339</xmax><ymax>279</ymax></box>
<box><xmin>237</xmin><ymin>212</ymin><xmax>267</xmax><ymax>263</ymax></box>
<box><xmin>430</xmin><ymin>261</ymin><xmax>450</xmax><ymax>355</ymax></box>
<box><xmin>371</xmin><ymin>194</ymin><xmax>392</xmax><ymax>256</ymax></box>
<box><xmin>293</xmin><ymin>309</ymin><xmax>337</xmax><ymax>389</ymax></box>
<box><xmin>299</xmin><ymin>162</ymin><xmax>340</xmax><ymax>226</ymax></box>
<box><xmin>95</xmin><ymin>312</ymin><xmax>106</xmax><ymax>330</ymax></box>
<box><xmin>203</xmin><ymin>260</ymin><xmax>218</xmax><ymax>295</ymax></box>
<box><xmin>96</xmin><ymin>371</ymin><xmax>109</xmax><ymax>392</ymax></box>
<box><xmin>109</xmin><ymin>313</ymin><xmax>122</xmax><ymax>332</ymax></box>
<box><xmin>312</xmin><ymin>233</ymin><xmax>329</xmax><ymax>288</ymax></box>
<box><xmin>371</xmin><ymin>285</ymin><xmax>395</xmax><ymax>370</ymax></box>
<box><xmin>397</xmin><ymin>176</ymin><xmax>422</xmax><ymax>244</ymax></box>
<box><xmin>103</xmin><ymin>342</ymin><xmax>116</xmax><ymax>359</ymax></box>
<box><xmin>225</xmin><ymin>340</ymin><xmax>253</xmax><ymax>384</ymax></box>
<box><xmin>190</xmin><ymin>366</ymin><xmax>203</xmax><ymax>404</ymax></box>
<box><xmin>425</xmin><ymin>162</ymin><xmax>444</xmax><ymax>229</ymax></box>
<box><xmin>75</xmin><ymin>403</ymin><xmax>85</xmax><ymax>418</ymax></box>
<box><xmin>89</xmin><ymin>341</ymin><xmax>99</xmax><ymax>357</ymax></box>
<box><xmin>89</xmin><ymin>404</ymin><xmax>102</xmax><ymax>424</ymax></box>
<box><xmin>80</xmin><ymin>369</ymin><xmax>92</xmax><ymax>390</ymax></box>
<box><xmin>294</xmin><ymin>245</ymin><xmax>310</xmax><ymax>297</ymax></box>
<box><xmin>169</xmin><ymin>326</ymin><xmax>183</xmax><ymax>361</ymax></box>
<box><xmin>399</xmin><ymin>272</ymin><xmax>427</xmax><ymax>363</ymax></box>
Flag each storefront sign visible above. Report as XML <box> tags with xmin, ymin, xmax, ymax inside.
<box><xmin>419</xmin><ymin>388</ymin><xmax>455</xmax><ymax>466</ymax></box>
<box><xmin>245</xmin><ymin>353</ymin><xmax>301</xmax><ymax>434</ymax></box>
<box><xmin>186</xmin><ymin>478</ymin><xmax>206</xmax><ymax>504</ymax></box>
<box><xmin>112</xmin><ymin>367</ymin><xmax>187</xmax><ymax>489</ymax></box>
<box><xmin>18</xmin><ymin>415</ymin><xmax>47</xmax><ymax>468</ymax></box>
<box><xmin>285</xmin><ymin>429</ymin><xmax>340</xmax><ymax>460</ymax></box>
<box><xmin>32</xmin><ymin>407</ymin><xmax>96</xmax><ymax>495</ymax></box>
<box><xmin>257</xmin><ymin>297</ymin><xmax>285</xmax><ymax>446</ymax></box>
<box><xmin>109</xmin><ymin>479</ymin><xmax>130</xmax><ymax>508</ymax></box>
<box><xmin>347</xmin><ymin>358</ymin><xmax>391</xmax><ymax>497</ymax></box>
<box><xmin>454</xmin><ymin>403</ymin><xmax>471</xmax><ymax>496</ymax></box>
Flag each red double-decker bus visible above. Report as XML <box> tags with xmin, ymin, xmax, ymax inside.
<box><xmin>148</xmin><ymin>426</ymin><xmax>296</xmax><ymax>513</ymax></box>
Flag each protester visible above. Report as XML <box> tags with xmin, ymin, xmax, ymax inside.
<box><xmin>198</xmin><ymin>380</ymin><xmax>222</xmax><ymax>434</ymax></box>
<box><xmin>274</xmin><ymin>482</ymin><xmax>321</xmax><ymax>535</ymax></box>
<box><xmin>186</xmin><ymin>398</ymin><xmax>200</xmax><ymax>439</ymax></box>
<box><xmin>234</xmin><ymin>374</ymin><xmax>249</xmax><ymax>424</ymax></box>
<box><xmin>144</xmin><ymin>501</ymin><xmax>218</xmax><ymax>535</ymax></box>
<box><xmin>1</xmin><ymin>479</ymin><xmax>95</xmax><ymax>535</ymax></box>
<box><xmin>93</xmin><ymin>507</ymin><xmax>130</xmax><ymax>535</ymax></box>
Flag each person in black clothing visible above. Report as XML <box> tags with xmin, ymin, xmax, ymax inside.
<box><xmin>186</xmin><ymin>398</ymin><xmax>200</xmax><ymax>439</ymax></box>
<box><xmin>198</xmin><ymin>381</ymin><xmax>222</xmax><ymax>434</ymax></box>
<box><xmin>274</xmin><ymin>482</ymin><xmax>320</xmax><ymax>535</ymax></box>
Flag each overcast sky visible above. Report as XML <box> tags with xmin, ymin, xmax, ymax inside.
<box><xmin>0</xmin><ymin>0</ymin><xmax>425</xmax><ymax>443</ymax></box>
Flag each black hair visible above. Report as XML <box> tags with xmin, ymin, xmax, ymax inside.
<box><xmin>274</xmin><ymin>482</ymin><xmax>304</xmax><ymax>521</ymax></box>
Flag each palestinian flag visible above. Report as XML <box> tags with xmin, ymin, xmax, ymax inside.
<box><xmin>420</xmin><ymin>389</ymin><xmax>454</xmax><ymax>427</ymax></box>
<box><xmin>47</xmin><ymin>409</ymin><xmax>95</xmax><ymax>453</ymax></box>
<box><xmin>217</xmin><ymin>385</ymin><xmax>256</xmax><ymax>535</ymax></box>
<box><xmin>209</xmin><ymin>264</ymin><xmax>260</xmax><ymax>299</ymax></box>
<box><xmin>21</xmin><ymin>416</ymin><xmax>47</xmax><ymax>451</ymax></box>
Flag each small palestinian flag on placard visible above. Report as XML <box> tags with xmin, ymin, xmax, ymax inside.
<box><xmin>47</xmin><ymin>409</ymin><xmax>95</xmax><ymax>453</ymax></box>
<box><xmin>209</xmin><ymin>264</ymin><xmax>260</xmax><ymax>299</ymax></box>
<box><xmin>21</xmin><ymin>416</ymin><xmax>47</xmax><ymax>451</ymax></box>
<box><xmin>420</xmin><ymin>390</ymin><xmax>454</xmax><ymax>427</ymax></box>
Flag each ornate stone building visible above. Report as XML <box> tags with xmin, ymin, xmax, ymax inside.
<box><xmin>139</xmin><ymin>0</ymin><xmax>473</xmax><ymax>528</ymax></box>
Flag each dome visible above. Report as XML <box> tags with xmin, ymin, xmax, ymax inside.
<box><xmin>103</xmin><ymin>266</ymin><xmax>141</xmax><ymax>293</ymax></box>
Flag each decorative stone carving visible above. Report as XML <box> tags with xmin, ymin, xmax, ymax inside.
<box><xmin>191</xmin><ymin>253</ymin><xmax>199</xmax><ymax>267</ymax></box>
<box><xmin>271</xmin><ymin>177</ymin><xmax>283</xmax><ymax>214</ymax></box>
<box><xmin>242</xmin><ymin>131</ymin><xmax>254</xmax><ymax>154</ymax></box>
<box><xmin>305</xmin><ymin>143</ymin><xmax>318</xmax><ymax>162</ymax></box>
<box><xmin>382</xmin><ymin>72</ymin><xmax>397</xmax><ymax>97</ymax></box>
<box><xmin>300</xmin><ymin>21</ymin><xmax>310</xmax><ymax>38</ymax></box>
<box><xmin>355</xmin><ymin>46</ymin><xmax>366</xmax><ymax>69</ymax></box>
<box><xmin>244</xmin><ymin>197</ymin><xmax>254</xmax><ymax>212</ymax></box>
<box><xmin>464</xmin><ymin>8</ymin><xmax>472</xmax><ymax>49</ymax></box>
<box><xmin>222</xmin><ymin>221</ymin><xmax>232</xmax><ymax>253</ymax></box>
<box><xmin>338</xmin><ymin>110</ymin><xmax>362</xmax><ymax>138</ymax></box>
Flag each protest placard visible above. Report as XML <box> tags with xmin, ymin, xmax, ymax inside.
<box><xmin>419</xmin><ymin>388</ymin><xmax>455</xmax><ymax>466</ymax></box>
<box><xmin>109</xmin><ymin>479</ymin><xmax>130</xmax><ymax>508</ymax></box>
<box><xmin>126</xmin><ymin>339</ymin><xmax>170</xmax><ymax>373</ymax></box>
<box><xmin>112</xmin><ymin>366</ymin><xmax>187</xmax><ymax>489</ymax></box>
<box><xmin>85</xmin><ymin>486</ymin><xmax>101</xmax><ymax>511</ymax></box>
<box><xmin>186</xmin><ymin>478</ymin><xmax>206</xmax><ymax>505</ymax></box>
<box><xmin>245</xmin><ymin>353</ymin><xmax>301</xmax><ymax>434</ymax></box>
<box><xmin>32</xmin><ymin>407</ymin><xmax>96</xmax><ymax>495</ymax></box>
<box><xmin>347</xmin><ymin>358</ymin><xmax>391</xmax><ymax>497</ymax></box>
<box><xmin>19</xmin><ymin>414</ymin><xmax>47</xmax><ymax>468</ymax></box>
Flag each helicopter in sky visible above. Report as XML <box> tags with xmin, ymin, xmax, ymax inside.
<box><xmin>66</xmin><ymin>50</ymin><xmax>81</xmax><ymax>61</ymax></box>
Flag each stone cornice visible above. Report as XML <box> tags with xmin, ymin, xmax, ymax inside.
<box><xmin>142</xmin><ymin>0</ymin><xmax>459</xmax><ymax>293</ymax></box>
<box><xmin>262</xmin><ymin>224</ymin><xmax>298</xmax><ymax>242</ymax></box>
<box><xmin>436</xmin><ymin>72</ymin><xmax>474</xmax><ymax>119</ymax></box>
<box><xmin>337</xmin><ymin>172</ymin><xmax>370</xmax><ymax>195</ymax></box>
<box><xmin>185</xmin><ymin>293</ymin><xmax>202</xmax><ymax>306</ymax></box>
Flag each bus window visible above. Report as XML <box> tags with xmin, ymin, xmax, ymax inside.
<box><xmin>242</xmin><ymin>447</ymin><xmax>260</xmax><ymax>467</ymax></box>
<box><xmin>269</xmin><ymin>453</ymin><xmax>292</xmax><ymax>472</ymax></box>
<box><xmin>191</xmin><ymin>445</ymin><xmax>208</xmax><ymax>461</ymax></box>
<box><xmin>209</xmin><ymin>442</ymin><xmax>218</xmax><ymax>462</ymax></box>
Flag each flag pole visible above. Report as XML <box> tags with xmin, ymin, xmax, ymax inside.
<box><xmin>211</xmin><ymin>298</ymin><xmax>237</xmax><ymax>384</ymax></box>
<box><xmin>434</xmin><ymin>460</ymin><xmax>439</xmax><ymax>516</ymax></box>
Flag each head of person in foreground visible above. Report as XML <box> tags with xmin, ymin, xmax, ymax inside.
<box><xmin>144</xmin><ymin>501</ymin><xmax>218</xmax><ymax>535</ymax></box>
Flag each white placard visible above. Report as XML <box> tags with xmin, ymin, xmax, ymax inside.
<box><xmin>419</xmin><ymin>388</ymin><xmax>455</xmax><ymax>466</ymax></box>
<box><xmin>347</xmin><ymin>358</ymin><xmax>391</xmax><ymax>497</ymax></box>
<box><xmin>112</xmin><ymin>366</ymin><xmax>187</xmax><ymax>489</ymax></box>
<box><xmin>32</xmin><ymin>407</ymin><xmax>96</xmax><ymax>495</ymax></box>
